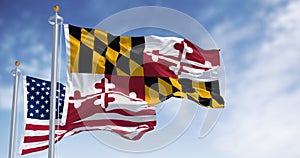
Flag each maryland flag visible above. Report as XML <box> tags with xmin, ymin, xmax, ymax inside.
<box><xmin>62</xmin><ymin>24</ymin><xmax>224</xmax><ymax>139</ymax></box>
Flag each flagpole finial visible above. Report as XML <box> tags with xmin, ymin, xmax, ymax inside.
<box><xmin>49</xmin><ymin>5</ymin><xmax>63</xmax><ymax>25</ymax></box>
<box><xmin>15</xmin><ymin>61</ymin><xmax>20</xmax><ymax>67</ymax></box>
<box><xmin>53</xmin><ymin>5</ymin><xmax>60</xmax><ymax>12</ymax></box>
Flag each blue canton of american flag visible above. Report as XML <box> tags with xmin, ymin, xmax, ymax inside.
<box><xmin>25</xmin><ymin>76</ymin><xmax>65</xmax><ymax>120</ymax></box>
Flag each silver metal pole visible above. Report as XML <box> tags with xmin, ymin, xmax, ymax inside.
<box><xmin>8</xmin><ymin>61</ymin><xmax>21</xmax><ymax>158</ymax></box>
<box><xmin>48</xmin><ymin>5</ymin><xmax>63</xmax><ymax>158</ymax></box>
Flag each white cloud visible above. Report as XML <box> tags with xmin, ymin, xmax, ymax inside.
<box><xmin>212</xmin><ymin>19</ymin><xmax>259</xmax><ymax>52</ymax></box>
<box><xmin>1</xmin><ymin>26</ymin><xmax>53</xmax><ymax>76</ymax></box>
<box><xmin>1</xmin><ymin>69</ymin><xmax>61</xmax><ymax>112</ymax></box>
<box><xmin>0</xmin><ymin>34</ymin><xmax>16</xmax><ymax>53</ymax></box>
<box><xmin>263</xmin><ymin>0</ymin><xmax>286</xmax><ymax>5</ymax></box>
<box><xmin>0</xmin><ymin>24</ymin><xmax>63</xmax><ymax>110</ymax></box>
<box><xmin>211</xmin><ymin>1</ymin><xmax>300</xmax><ymax>158</ymax></box>
<box><xmin>0</xmin><ymin>85</ymin><xmax>23</xmax><ymax>110</ymax></box>
<box><xmin>20</xmin><ymin>58</ymin><xmax>52</xmax><ymax>79</ymax></box>
<box><xmin>0</xmin><ymin>87</ymin><xmax>13</xmax><ymax>109</ymax></box>
<box><xmin>27</xmin><ymin>43</ymin><xmax>48</xmax><ymax>55</ymax></box>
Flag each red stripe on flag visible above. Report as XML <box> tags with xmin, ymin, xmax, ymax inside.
<box><xmin>183</xmin><ymin>39</ymin><xmax>220</xmax><ymax>66</ymax></box>
<box><xmin>21</xmin><ymin>145</ymin><xmax>48</xmax><ymax>155</ymax></box>
<box><xmin>25</xmin><ymin>124</ymin><xmax>49</xmax><ymax>130</ymax></box>
<box><xmin>143</xmin><ymin>53</ymin><xmax>178</xmax><ymax>78</ymax></box>
<box><xmin>69</xmin><ymin>120</ymin><xmax>157</xmax><ymax>129</ymax></box>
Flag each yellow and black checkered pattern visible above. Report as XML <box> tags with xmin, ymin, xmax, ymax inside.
<box><xmin>68</xmin><ymin>24</ymin><xmax>145</xmax><ymax>76</ymax></box>
<box><xmin>66</xmin><ymin>24</ymin><xmax>224</xmax><ymax>108</ymax></box>
<box><xmin>144</xmin><ymin>77</ymin><xmax>224</xmax><ymax>108</ymax></box>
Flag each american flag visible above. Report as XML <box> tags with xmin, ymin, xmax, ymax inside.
<box><xmin>20</xmin><ymin>76</ymin><xmax>66</xmax><ymax>155</ymax></box>
<box><xmin>20</xmin><ymin>76</ymin><xmax>156</xmax><ymax>155</ymax></box>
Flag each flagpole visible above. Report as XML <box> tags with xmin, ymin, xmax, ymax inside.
<box><xmin>8</xmin><ymin>61</ymin><xmax>21</xmax><ymax>158</ymax></box>
<box><xmin>48</xmin><ymin>5</ymin><xmax>63</xmax><ymax>158</ymax></box>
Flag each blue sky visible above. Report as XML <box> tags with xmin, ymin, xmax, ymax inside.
<box><xmin>1</xmin><ymin>0</ymin><xmax>300</xmax><ymax>158</ymax></box>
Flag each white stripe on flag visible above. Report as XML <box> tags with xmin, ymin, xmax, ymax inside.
<box><xmin>24</xmin><ymin>129</ymin><xmax>67</xmax><ymax>137</ymax></box>
<box><xmin>73</xmin><ymin>113</ymin><xmax>156</xmax><ymax>124</ymax></box>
